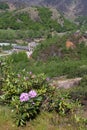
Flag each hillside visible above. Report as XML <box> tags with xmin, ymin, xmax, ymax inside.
<box><xmin>0</xmin><ymin>6</ymin><xmax>77</xmax><ymax>42</ymax></box>
<box><xmin>0</xmin><ymin>6</ymin><xmax>76</xmax><ymax>30</ymax></box>
<box><xmin>1</xmin><ymin>0</ymin><xmax>87</xmax><ymax>19</ymax></box>
<box><xmin>0</xmin><ymin>2</ymin><xmax>87</xmax><ymax>130</ymax></box>
<box><xmin>43</xmin><ymin>0</ymin><xmax>87</xmax><ymax>18</ymax></box>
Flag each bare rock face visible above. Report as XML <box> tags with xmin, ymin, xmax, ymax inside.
<box><xmin>15</xmin><ymin>7</ymin><xmax>40</xmax><ymax>22</ymax></box>
<box><xmin>50</xmin><ymin>77</ymin><xmax>82</xmax><ymax>89</ymax></box>
<box><xmin>43</xmin><ymin>0</ymin><xmax>87</xmax><ymax>18</ymax></box>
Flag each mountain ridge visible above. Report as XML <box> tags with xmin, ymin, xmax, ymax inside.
<box><xmin>0</xmin><ymin>0</ymin><xmax>87</xmax><ymax>19</ymax></box>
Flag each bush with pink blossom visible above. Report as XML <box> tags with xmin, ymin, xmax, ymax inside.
<box><xmin>1</xmin><ymin>68</ymin><xmax>53</xmax><ymax>126</ymax></box>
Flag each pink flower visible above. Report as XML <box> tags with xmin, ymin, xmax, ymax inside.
<box><xmin>46</xmin><ymin>77</ymin><xmax>50</xmax><ymax>81</ymax></box>
<box><xmin>29</xmin><ymin>71</ymin><xmax>32</xmax><ymax>75</ymax></box>
<box><xmin>28</xmin><ymin>90</ymin><xmax>37</xmax><ymax>98</ymax></box>
<box><xmin>20</xmin><ymin>93</ymin><xmax>29</xmax><ymax>102</ymax></box>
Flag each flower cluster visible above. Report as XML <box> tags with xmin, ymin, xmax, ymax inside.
<box><xmin>20</xmin><ymin>90</ymin><xmax>37</xmax><ymax>102</ymax></box>
<box><xmin>28</xmin><ymin>90</ymin><xmax>37</xmax><ymax>98</ymax></box>
<box><xmin>20</xmin><ymin>93</ymin><xmax>29</xmax><ymax>102</ymax></box>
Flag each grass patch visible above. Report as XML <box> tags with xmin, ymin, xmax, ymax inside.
<box><xmin>0</xmin><ymin>105</ymin><xmax>86</xmax><ymax>130</ymax></box>
<box><xmin>10</xmin><ymin>58</ymin><xmax>87</xmax><ymax>78</ymax></box>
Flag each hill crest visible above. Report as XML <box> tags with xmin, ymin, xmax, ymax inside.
<box><xmin>0</xmin><ymin>0</ymin><xmax>87</xmax><ymax>19</ymax></box>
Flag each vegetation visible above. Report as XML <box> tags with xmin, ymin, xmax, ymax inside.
<box><xmin>0</xmin><ymin>59</ymin><xmax>87</xmax><ymax>129</ymax></box>
<box><xmin>0</xmin><ymin>29</ymin><xmax>47</xmax><ymax>42</ymax></box>
<box><xmin>0</xmin><ymin>7</ymin><xmax>77</xmax><ymax>41</ymax></box>
<box><xmin>76</xmin><ymin>16</ymin><xmax>87</xmax><ymax>31</ymax></box>
<box><xmin>0</xmin><ymin>7</ymin><xmax>76</xmax><ymax>31</ymax></box>
<box><xmin>1</xmin><ymin>44</ymin><xmax>12</xmax><ymax>50</ymax></box>
<box><xmin>0</xmin><ymin>2</ymin><xmax>9</xmax><ymax>10</ymax></box>
<box><xmin>0</xmin><ymin>5</ymin><xmax>87</xmax><ymax>130</ymax></box>
<box><xmin>0</xmin><ymin>109</ymin><xmax>87</xmax><ymax>130</ymax></box>
<box><xmin>1</xmin><ymin>33</ymin><xmax>87</xmax><ymax>78</ymax></box>
<box><xmin>69</xmin><ymin>75</ymin><xmax>87</xmax><ymax>101</ymax></box>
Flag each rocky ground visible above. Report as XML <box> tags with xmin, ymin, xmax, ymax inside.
<box><xmin>50</xmin><ymin>77</ymin><xmax>82</xmax><ymax>89</ymax></box>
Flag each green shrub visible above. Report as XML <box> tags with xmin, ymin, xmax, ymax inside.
<box><xmin>2</xmin><ymin>44</ymin><xmax>12</xmax><ymax>50</ymax></box>
<box><xmin>8</xmin><ymin>52</ymin><xmax>29</xmax><ymax>63</ymax></box>
<box><xmin>0</xmin><ymin>61</ymin><xmax>54</xmax><ymax>126</ymax></box>
<box><xmin>0</xmin><ymin>2</ymin><xmax>9</xmax><ymax>10</ymax></box>
<box><xmin>0</xmin><ymin>59</ymin><xmax>81</xmax><ymax>126</ymax></box>
<box><xmin>0</xmin><ymin>7</ymin><xmax>76</xmax><ymax>32</ymax></box>
<box><xmin>11</xmin><ymin>94</ymin><xmax>43</xmax><ymax>126</ymax></box>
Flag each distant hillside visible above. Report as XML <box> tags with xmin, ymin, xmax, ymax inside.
<box><xmin>0</xmin><ymin>6</ymin><xmax>76</xmax><ymax>32</ymax></box>
<box><xmin>32</xmin><ymin>33</ymin><xmax>87</xmax><ymax>62</ymax></box>
<box><xmin>43</xmin><ymin>0</ymin><xmax>87</xmax><ymax>18</ymax></box>
<box><xmin>1</xmin><ymin>0</ymin><xmax>87</xmax><ymax>19</ymax></box>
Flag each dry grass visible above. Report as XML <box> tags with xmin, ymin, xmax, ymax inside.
<box><xmin>0</xmin><ymin>104</ymin><xmax>87</xmax><ymax>130</ymax></box>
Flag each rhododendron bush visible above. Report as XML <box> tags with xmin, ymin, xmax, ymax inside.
<box><xmin>0</xmin><ymin>60</ymin><xmax>81</xmax><ymax>127</ymax></box>
<box><xmin>0</xmin><ymin>61</ymin><xmax>54</xmax><ymax>126</ymax></box>
<box><xmin>11</xmin><ymin>89</ymin><xmax>43</xmax><ymax>126</ymax></box>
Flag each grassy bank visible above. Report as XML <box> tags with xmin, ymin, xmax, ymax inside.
<box><xmin>0</xmin><ymin>105</ymin><xmax>86</xmax><ymax>130</ymax></box>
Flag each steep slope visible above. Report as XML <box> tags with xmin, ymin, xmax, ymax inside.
<box><xmin>0</xmin><ymin>6</ymin><xmax>76</xmax><ymax>31</ymax></box>
<box><xmin>43</xmin><ymin>0</ymin><xmax>87</xmax><ymax>19</ymax></box>
<box><xmin>0</xmin><ymin>0</ymin><xmax>87</xmax><ymax>19</ymax></box>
